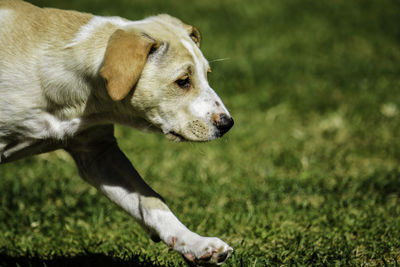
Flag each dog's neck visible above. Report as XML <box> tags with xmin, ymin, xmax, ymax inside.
<box><xmin>40</xmin><ymin>17</ymin><xmax>147</xmax><ymax>128</ymax></box>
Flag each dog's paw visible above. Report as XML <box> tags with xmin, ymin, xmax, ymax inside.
<box><xmin>168</xmin><ymin>235</ymin><xmax>233</xmax><ymax>266</ymax></box>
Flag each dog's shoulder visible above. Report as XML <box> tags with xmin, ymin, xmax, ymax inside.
<box><xmin>0</xmin><ymin>0</ymin><xmax>93</xmax><ymax>42</ymax></box>
<box><xmin>0</xmin><ymin>0</ymin><xmax>33</xmax><ymax>9</ymax></box>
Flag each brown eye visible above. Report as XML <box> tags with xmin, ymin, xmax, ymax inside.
<box><xmin>175</xmin><ymin>75</ymin><xmax>191</xmax><ymax>89</ymax></box>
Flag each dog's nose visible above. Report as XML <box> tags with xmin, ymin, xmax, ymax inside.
<box><xmin>212</xmin><ymin>113</ymin><xmax>234</xmax><ymax>136</ymax></box>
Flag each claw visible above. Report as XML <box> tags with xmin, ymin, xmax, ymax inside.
<box><xmin>217</xmin><ymin>251</ymin><xmax>229</xmax><ymax>263</ymax></box>
<box><xmin>182</xmin><ymin>247</ymin><xmax>233</xmax><ymax>266</ymax></box>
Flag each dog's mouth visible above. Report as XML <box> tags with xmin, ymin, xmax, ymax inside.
<box><xmin>166</xmin><ymin>131</ymin><xmax>187</xmax><ymax>142</ymax></box>
<box><xmin>166</xmin><ymin>130</ymin><xmax>214</xmax><ymax>143</ymax></box>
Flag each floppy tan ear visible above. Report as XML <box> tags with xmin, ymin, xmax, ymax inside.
<box><xmin>185</xmin><ymin>25</ymin><xmax>201</xmax><ymax>47</ymax></box>
<box><xmin>100</xmin><ymin>29</ymin><xmax>155</xmax><ymax>101</ymax></box>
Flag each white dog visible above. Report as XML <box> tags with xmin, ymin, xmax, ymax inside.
<box><xmin>0</xmin><ymin>0</ymin><xmax>234</xmax><ymax>265</ymax></box>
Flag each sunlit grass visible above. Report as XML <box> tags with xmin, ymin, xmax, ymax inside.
<box><xmin>1</xmin><ymin>0</ymin><xmax>399</xmax><ymax>266</ymax></box>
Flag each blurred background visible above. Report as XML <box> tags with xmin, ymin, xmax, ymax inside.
<box><xmin>1</xmin><ymin>0</ymin><xmax>399</xmax><ymax>266</ymax></box>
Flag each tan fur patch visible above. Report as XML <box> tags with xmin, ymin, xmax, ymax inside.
<box><xmin>0</xmin><ymin>0</ymin><xmax>92</xmax><ymax>66</ymax></box>
<box><xmin>182</xmin><ymin>23</ymin><xmax>201</xmax><ymax>47</ymax></box>
<box><xmin>100</xmin><ymin>29</ymin><xmax>155</xmax><ymax>101</ymax></box>
<box><xmin>140</xmin><ymin>196</ymin><xmax>169</xmax><ymax>211</ymax></box>
<box><xmin>211</xmin><ymin>113</ymin><xmax>220</xmax><ymax>124</ymax></box>
<box><xmin>189</xmin><ymin>26</ymin><xmax>201</xmax><ymax>47</ymax></box>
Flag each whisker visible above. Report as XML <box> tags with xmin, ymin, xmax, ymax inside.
<box><xmin>209</xmin><ymin>58</ymin><xmax>230</xmax><ymax>63</ymax></box>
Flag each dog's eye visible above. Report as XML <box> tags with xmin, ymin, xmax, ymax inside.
<box><xmin>175</xmin><ymin>75</ymin><xmax>191</xmax><ymax>89</ymax></box>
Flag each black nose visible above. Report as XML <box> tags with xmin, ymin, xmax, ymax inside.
<box><xmin>214</xmin><ymin>113</ymin><xmax>234</xmax><ymax>136</ymax></box>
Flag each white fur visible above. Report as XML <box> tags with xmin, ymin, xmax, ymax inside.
<box><xmin>66</xmin><ymin>16</ymin><xmax>127</xmax><ymax>48</ymax></box>
<box><xmin>181</xmin><ymin>39</ymin><xmax>230</xmax><ymax>120</ymax></box>
<box><xmin>0</xmin><ymin>8</ymin><xmax>11</xmax><ymax>24</ymax></box>
<box><xmin>101</xmin><ymin>183</ymin><xmax>233</xmax><ymax>262</ymax></box>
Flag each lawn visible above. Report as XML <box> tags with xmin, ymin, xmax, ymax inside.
<box><xmin>1</xmin><ymin>0</ymin><xmax>400</xmax><ymax>266</ymax></box>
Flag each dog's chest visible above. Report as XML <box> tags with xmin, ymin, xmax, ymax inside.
<box><xmin>30</xmin><ymin>113</ymin><xmax>83</xmax><ymax>140</ymax></box>
<box><xmin>0</xmin><ymin>112</ymin><xmax>83</xmax><ymax>163</ymax></box>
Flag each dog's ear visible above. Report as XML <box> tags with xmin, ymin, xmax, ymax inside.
<box><xmin>185</xmin><ymin>25</ymin><xmax>201</xmax><ymax>48</ymax></box>
<box><xmin>100</xmin><ymin>29</ymin><xmax>155</xmax><ymax>101</ymax></box>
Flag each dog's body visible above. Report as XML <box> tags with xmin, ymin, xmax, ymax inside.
<box><xmin>0</xmin><ymin>0</ymin><xmax>233</xmax><ymax>265</ymax></box>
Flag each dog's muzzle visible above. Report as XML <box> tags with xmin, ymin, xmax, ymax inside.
<box><xmin>212</xmin><ymin>113</ymin><xmax>234</xmax><ymax>137</ymax></box>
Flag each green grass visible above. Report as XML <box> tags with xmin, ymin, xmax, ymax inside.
<box><xmin>1</xmin><ymin>0</ymin><xmax>400</xmax><ymax>266</ymax></box>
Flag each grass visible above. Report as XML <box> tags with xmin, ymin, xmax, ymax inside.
<box><xmin>1</xmin><ymin>0</ymin><xmax>400</xmax><ymax>266</ymax></box>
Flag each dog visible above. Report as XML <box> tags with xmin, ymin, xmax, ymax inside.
<box><xmin>0</xmin><ymin>0</ymin><xmax>234</xmax><ymax>265</ymax></box>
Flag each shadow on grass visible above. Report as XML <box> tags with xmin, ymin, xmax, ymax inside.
<box><xmin>0</xmin><ymin>253</ymin><xmax>164</xmax><ymax>267</ymax></box>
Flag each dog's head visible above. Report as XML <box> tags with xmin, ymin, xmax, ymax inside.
<box><xmin>100</xmin><ymin>15</ymin><xmax>233</xmax><ymax>142</ymax></box>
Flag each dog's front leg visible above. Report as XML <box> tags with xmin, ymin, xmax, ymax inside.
<box><xmin>66</xmin><ymin>126</ymin><xmax>232</xmax><ymax>265</ymax></box>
